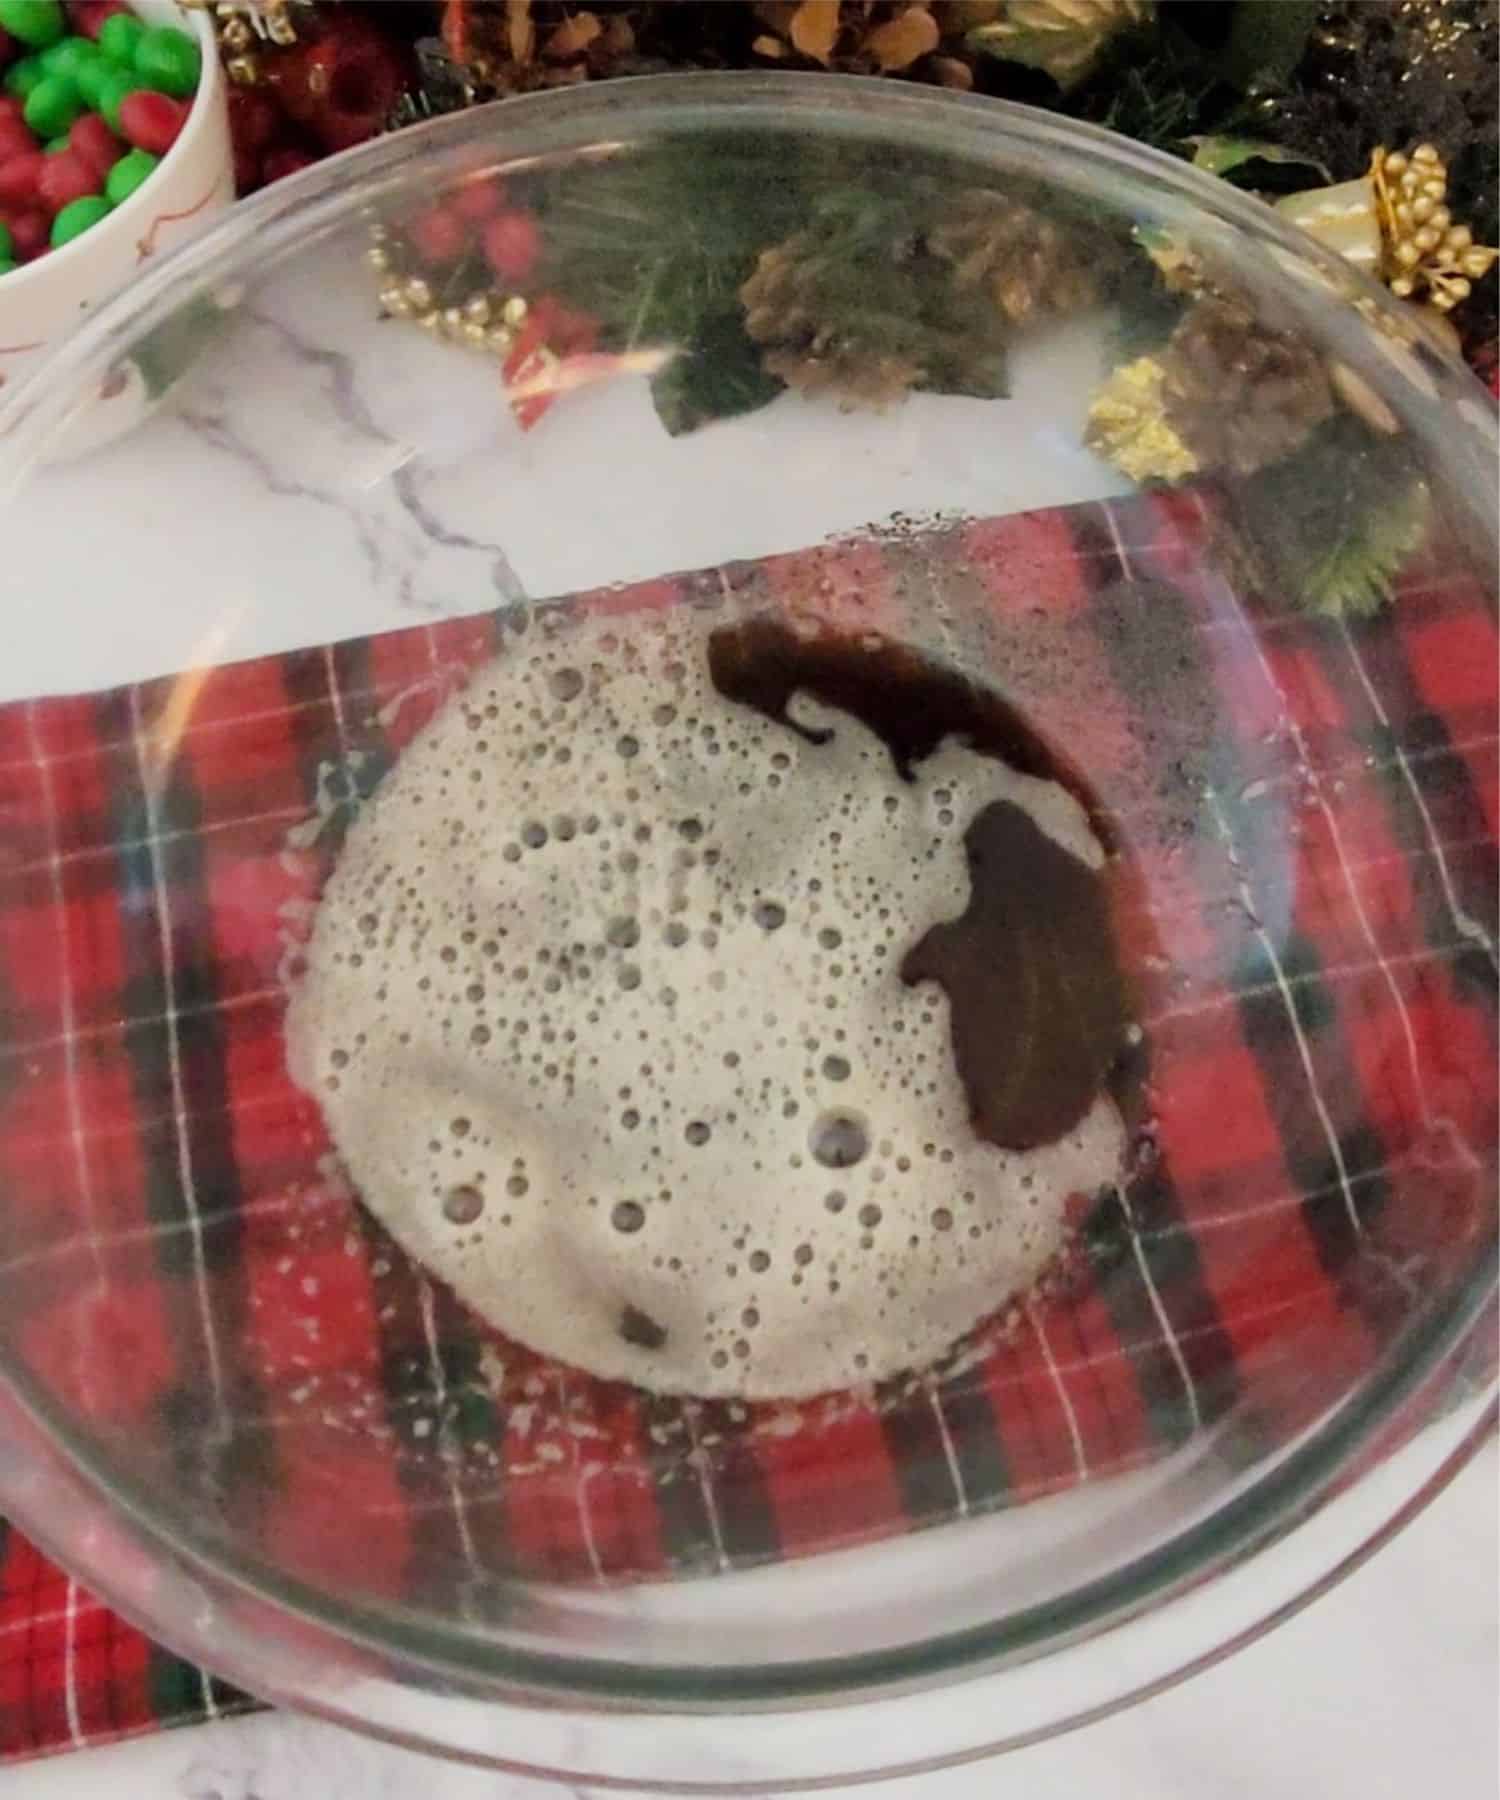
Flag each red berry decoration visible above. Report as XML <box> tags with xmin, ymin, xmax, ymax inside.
<box><xmin>267</xmin><ymin>13</ymin><xmax>405</xmax><ymax>155</ymax></box>
<box><xmin>227</xmin><ymin>84</ymin><xmax>278</xmax><ymax>155</ymax></box>
<box><xmin>482</xmin><ymin>210</ymin><xmax>540</xmax><ymax>283</ymax></box>
<box><xmin>408</xmin><ymin>202</ymin><xmax>466</xmax><ymax>267</ymax></box>
<box><xmin>231</xmin><ymin>138</ymin><xmax>259</xmax><ymax>196</ymax></box>
<box><xmin>67</xmin><ymin>108</ymin><xmax>118</xmax><ymax>179</ymax></box>
<box><xmin>37</xmin><ymin>145</ymin><xmax>98</xmax><ymax>213</ymax></box>
<box><xmin>546</xmin><ymin>299</ymin><xmax>598</xmax><ymax>357</ymax></box>
<box><xmin>0</xmin><ymin>149</ymin><xmax>42</xmax><ymax>202</ymax></box>
<box><xmin>260</xmin><ymin>145</ymin><xmax>315</xmax><ymax>185</ymax></box>
<box><xmin>118</xmin><ymin>88</ymin><xmax>186</xmax><ymax>156</ymax></box>
<box><xmin>313</xmin><ymin>39</ymin><xmax>403</xmax><ymax>152</ymax></box>
<box><xmin>452</xmin><ymin>176</ymin><xmax>505</xmax><ymax>223</ymax></box>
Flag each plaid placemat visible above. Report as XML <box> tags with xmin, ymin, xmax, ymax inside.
<box><xmin>0</xmin><ymin>488</ymin><xmax>1495</xmax><ymax>1760</ymax></box>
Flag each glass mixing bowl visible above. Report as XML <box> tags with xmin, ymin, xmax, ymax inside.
<box><xmin>0</xmin><ymin>76</ymin><xmax>1494</xmax><ymax>1789</ymax></box>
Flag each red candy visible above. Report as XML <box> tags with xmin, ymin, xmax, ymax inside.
<box><xmin>482</xmin><ymin>210</ymin><xmax>540</xmax><ymax>283</ymax></box>
<box><xmin>0</xmin><ymin>151</ymin><xmax>43</xmax><ymax>204</ymax></box>
<box><xmin>118</xmin><ymin>89</ymin><xmax>188</xmax><ymax>157</ymax></box>
<box><xmin>68</xmin><ymin>1</ymin><xmax>130</xmax><ymax>39</ymax></box>
<box><xmin>408</xmin><ymin>203</ymin><xmax>466</xmax><ymax>267</ymax></box>
<box><xmin>38</xmin><ymin>147</ymin><xmax>101</xmax><ymax>214</ymax></box>
<box><xmin>68</xmin><ymin>111</ymin><xmax>120</xmax><ymax>180</ymax></box>
<box><xmin>0</xmin><ymin>117</ymin><xmax>36</xmax><ymax>162</ymax></box>
<box><xmin>0</xmin><ymin>206</ymin><xmax>48</xmax><ymax>260</ymax></box>
<box><xmin>452</xmin><ymin>176</ymin><xmax>505</xmax><ymax>223</ymax></box>
<box><xmin>0</xmin><ymin>96</ymin><xmax>26</xmax><ymax>128</ymax></box>
<box><xmin>260</xmin><ymin>146</ymin><xmax>315</xmax><ymax>184</ymax></box>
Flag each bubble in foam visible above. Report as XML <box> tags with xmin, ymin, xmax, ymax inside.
<box><xmin>443</xmin><ymin>1184</ymin><xmax>484</xmax><ymax>1225</ymax></box>
<box><xmin>811</xmin><ymin>1109</ymin><xmax>869</xmax><ymax>1170</ymax></box>
<box><xmin>286</xmin><ymin>604</ymin><xmax>1125</xmax><ymax>1400</ymax></box>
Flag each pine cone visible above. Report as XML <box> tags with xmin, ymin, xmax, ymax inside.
<box><xmin>750</xmin><ymin>2</ymin><xmax>943</xmax><ymax>73</ymax></box>
<box><xmin>740</xmin><ymin>195</ymin><xmax>1012</xmax><ymax>409</ymax></box>
<box><xmin>763</xmin><ymin>342</ymin><xmax>927</xmax><ymax>408</ymax></box>
<box><xmin>928</xmin><ymin>188</ymin><xmax>1101</xmax><ymax>326</ymax></box>
<box><xmin>1159</xmin><ymin>296</ymin><xmax>1335</xmax><ymax>477</ymax></box>
<box><xmin>741</xmin><ymin>236</ymin><xmax>926</xmax><ymax>407</ymax></box>
<box><xmin>436</xmin><ymin>2</ymin><xmax>643</xmax><ymax>97</ymax></box>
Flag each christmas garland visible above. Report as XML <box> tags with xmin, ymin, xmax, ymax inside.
<box><xmin>199</xmin><ymin>1</ymin><xmax>1498</xmax><ymax>616</ymax></box>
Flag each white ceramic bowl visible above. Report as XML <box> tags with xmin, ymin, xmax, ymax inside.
<box><xmin>0</xmin><ymin>0</ymin><xmax>229</xmax><ymax>448</ymax></box>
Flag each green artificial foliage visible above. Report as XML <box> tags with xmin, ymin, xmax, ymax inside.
<box><xmin>1217</xmin><ymin>414</ymin><xmax>1432</xmax><ymax>619</ymax></box>
<box><xmin>650</xmin><ymin>311</ymin><xmax>787</xmax><ymax>437</ymax></box>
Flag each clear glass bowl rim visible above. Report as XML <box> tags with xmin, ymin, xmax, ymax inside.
<box><xmin>0</xmin><ymin>71</ymin><xmax>1494</xmax><ymax>1741</ymax></box>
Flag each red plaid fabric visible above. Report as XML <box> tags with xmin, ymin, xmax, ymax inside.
<box><xmin>0</xmin><ymin>490</ymin><xmax>1495</xmax><ymax>1759</ymax></box>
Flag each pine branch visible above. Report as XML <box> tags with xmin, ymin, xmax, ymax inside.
<box><xmin>1215</xmin><ymin>413</ymin><xmax>1431</xmax><ymax>619</ymax></box>
<box><xmin>1297</xmin><ymin>472</ymin><xmax>1431</xmax><ymax>618</ymax></box>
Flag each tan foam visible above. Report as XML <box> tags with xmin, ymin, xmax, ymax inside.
<box><xmin>286</xmin><ymin>606</ymin><xmax>1125</xmax><ymax>1398</ymax></box>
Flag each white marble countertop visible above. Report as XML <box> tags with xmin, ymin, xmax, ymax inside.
<box><xmin>5</xmin><ymin>1436</ymin><xmax>1494</xmax><ymax>1799</ymax></box>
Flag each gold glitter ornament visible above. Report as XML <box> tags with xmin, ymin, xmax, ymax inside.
<box><xmin>1084</xmin><ymin>357</ymin><xmax>1198</xmax><ymax>483</ymax></box>
<box><xmin>183</xmin><ymin>1</ymin><xmax>305</xmax><ymax>84</ymax></box>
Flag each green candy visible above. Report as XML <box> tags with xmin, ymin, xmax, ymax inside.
<box><xmin>22</xmin><ymin>73</ymin><xmax>83</xmax><ymax>139</ymax></box>
<box><xmin>44</xmin><ymin>133</ymin><xmax>69</xmax><ymax>153</ymax></box>
<box><xmin>42</xmin><ymin>35</ymin><xmax>101</xmax><ymax>85</ymax></box>
<box><xmin>105</xmin><ymin>146</ymin><xmax>157</xmax><ymax>205</ymax></box>
<box><xmin>133</xmin><ymin>25</ymin><xmax>199</xmax><ymax>98</ymax></box>
<box><xmin>0</xmin><ymin>259</ymin><xmax>18</xmax><ymax>276</ymax></box>
<box><xmin>2</xmin><ymin>54</ymin><xmax>46</xmax><ymax>97</ymax></box>
<box><xmin>95</xmin><ymin>67</ymin><xmax>135</xmax><ymax>135</ymax></box>
<box><xmin>74</xmin><ymin>52</ymin><xmax>109</xmax><ymax>109</ymax></box>
<box><xmin>0</xmin><ymin>0</ymin><xmax>65</xmax><ymax>50</ymax></box>
<box><xmin>0</xmin><ymin>221</ymin><xmax>12</xmax><ymax>260</ymax></box>
<box><xmin>96</xmin><ymin>11</ymin><xmax>144</xmax><ymax>65</ymax></box>
<box><xmin>50</xmin><ymin>194</ymin><xmax>112</xmax><ymax>248</ymax></box>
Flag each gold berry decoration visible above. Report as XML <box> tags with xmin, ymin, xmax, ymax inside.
<box><xmin>1371</xmin><ymin>143</ymin><xmax>1498</xmax><ymax>313</ymax></box>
